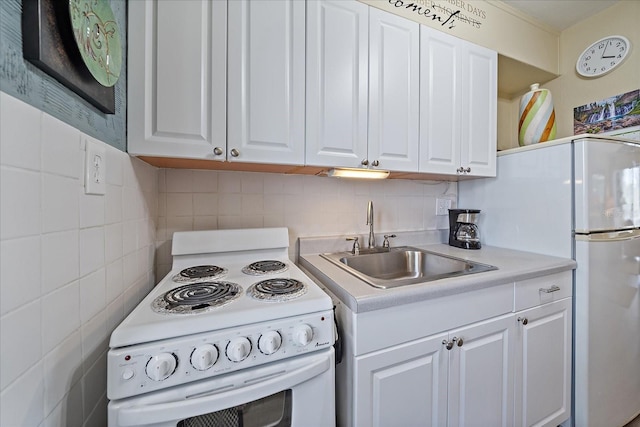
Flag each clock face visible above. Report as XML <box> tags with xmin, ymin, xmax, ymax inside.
<box><xmin>576</xmin><ymin>35</ymin><xmax>630</xmax><ymax>77</ymax></box>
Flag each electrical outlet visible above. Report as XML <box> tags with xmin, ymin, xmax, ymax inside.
<box><xmin>435</xmin><ymin>198</ymin><xmax>451</xmax><ymax>216</ymax></box>
<box><xmin>85</xmin><ymin>141</ymin><xmax>106</xmax><ymax>195</ymax></box>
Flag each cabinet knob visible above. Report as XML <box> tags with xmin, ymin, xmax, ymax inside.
<box><xmin>361</xmin><ymin>159</ymin><xmax>369</xmax><ymax>166</ymax></box>
<box><xmin>517</xmin><ymin>317</ymin><xmax>529</xmax><ymax>325</ymax></box>
<box><xmin>464</xmin><ymin>167</ymin><xmax>471</xmax><ymax>173</ymax></box>
<box><xmin>442</xmin><ymin>339</ymin><xmax>454</xmax><ymax>350</ymax></box>
<box><xmin>371</xmin><ymin>160</ymin><xmax>379</xmax><ymax>167</ymax></box>
<box><xmin>213</xmin><ymin>147</ymin><xmax>223</xmax><ymax>156</ymax></box>
<box><xmin>452</xmin><ymin>336</ymin><xmax>463</xmax><ymax>347</ymax></box>
<box><xmin>456</xmin><ymin>167</ymin><xmax>464</xmax><ymax>173</ymax></box>
<box><xmin>230</xmin><ymin>148</ymin><xmax>240</xmax><ymax>157</ymax></box>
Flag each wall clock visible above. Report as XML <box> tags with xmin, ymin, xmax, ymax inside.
<box><xmin>576</xmin><ymin>35</ymin><xmax>631</xmax><ymax>78</ymax></box>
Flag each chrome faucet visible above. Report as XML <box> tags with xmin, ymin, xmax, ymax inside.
<box><xmin>366</xmin><ymin>200</ymin><xmax>375</xmax><ymax>248</ymax></box>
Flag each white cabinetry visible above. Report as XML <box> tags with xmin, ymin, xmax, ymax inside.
<box><xmin>419</xmin><ymin>26</ymin><xmax>497</xmax><ymax>177</ymax></box>
<box><xmin>332</xmin><ymin>271</ymin><xmax>572</xmax><ymax>427</ymax></box>
<box><xmin>514</xmin><ymin>273</ymin><xmax>572</xmax><ymax>427</ymax></box>
<box><xmin>128</xmin><ymin>0</ymin><xmax>305</xmax><ymax>165</ymax></box>
<box><xmin>447</xmin><ymin>315</ymin><xmax>514</xmax><ymax>427</ymax></box>
<box><xmin>227</xmin><ymin>0</ymin><xmax>305</xmax><ymax>164</ymax></box>
<box><xmin>355</xmin><ymin>315</ymin><xmax>514</xmax><ymax>427</ymax></box>
<box><xmin>128</xmin><ymin>0</ymin><xmax>227</xmax><ymax>159</ymax></box>
<box><xmin>355</xmin><ymin>333</ymin><xmax>448</xmax><ymax>426</ymax></box>
<box><xmin>306</xmin><ymin>1</ymin><xmax>420</xmax><ymax>172</ymax></box>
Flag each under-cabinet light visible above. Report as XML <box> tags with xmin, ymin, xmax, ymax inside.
<box><xmin>327</xmin><ymin>168</ymin><xmax>390</xmax><ymax>179</ymax></box>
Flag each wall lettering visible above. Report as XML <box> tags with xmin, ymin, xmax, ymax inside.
<box><xmin>387</xmin><ymin>0</ymin><xmax>484</xmax><ymax>29</ymax></box>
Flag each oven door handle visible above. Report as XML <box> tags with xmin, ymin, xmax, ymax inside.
<box><xmin>116</xmin><ymin>352</ymin><xmax>332</xmax><ymax>426</ymax></box>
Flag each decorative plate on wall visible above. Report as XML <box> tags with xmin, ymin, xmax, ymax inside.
<box><xmin>69</xmin><ymin>0</ymin><xmax>122</xmax><ymax>87</ymax></box>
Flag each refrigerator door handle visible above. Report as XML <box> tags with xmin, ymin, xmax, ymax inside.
<box><xmin>575</xmin><ymin>228</ymin><xmax>640</xmax><ymax>242</ymax></box>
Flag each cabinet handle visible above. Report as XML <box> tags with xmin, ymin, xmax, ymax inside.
<box><xmin>464</xmin><ymin>167</ymin><xmax>471</xmax><ymax>173</ymax></box>
<box><xmin>539</xmin><ymin>285</ymin><xmax>561</xmax><ymax>293</ymax></box>
<box><xmin>230</xmin><ymin>148</ymin><xmax>240</xmax><ymax>157</ymax></box>
<box><xmin>452</xmin><ymin>337</ymin><xmax>463</xmax><ymax>347</ymax></box>
<box><xmin>372</xmin><ymin>160</ymin><xmax>379</xmax><ymax>167</ymax></box>
<box><xmin>213</xmin><ymin>147</ymin><xmax>223</xmax><ymax>156</ymax></box>
<box><xmin>361</xmin><ymin>159</ymin><xmax>369</xmax><ymax>166</ymax></box>
<box><xmin>517</xmin><ymin>317</ymin><xmax>529</xmax><ymax>325</ymax></box>
<box><xmin>442</xmin><ymin>339</ymin><xmax>454</xmax><ymax>350</ymax></box>
<box><xmin>456</xmin><ymin>167</ymin><xmax>464</xmax><ymax>173</ymax></box>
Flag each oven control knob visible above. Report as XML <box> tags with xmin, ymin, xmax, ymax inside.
<box><xmin>293</xmin><ymin>324</ymin><xmax>313</xmax><ymax>346</ymax></box>
<box><xmin>258</xmin><ymin>331</ymin><xmax>282</xmax><ymax>355</ymax></box>
<box><xmin>226</xmin><ymin>337</ymin><xmax>252</xmax><ymax>362</ymax></box>
<box><xmin>145</xmin><ymin>353</ymin><xmax>178</xmax><ymax>381</ymax></box>
<box><xmin>191</xmin><ymin>344</ymin><xmax>219</xmax><ymax>371</ymax></box>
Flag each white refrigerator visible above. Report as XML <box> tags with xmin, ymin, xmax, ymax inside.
<box><xmin>459</xmin><ymin>135</ymin><xmax>640</xmax><ymax>427</ymax></box>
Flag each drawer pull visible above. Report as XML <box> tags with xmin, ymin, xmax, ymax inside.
<box><xmin>539</xmin><ymin>285</ymin><xmax>561</xmax><ymax>293</ymax></box>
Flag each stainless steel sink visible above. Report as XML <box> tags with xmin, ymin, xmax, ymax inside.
<box><xmin>320</xmin><ymin>246</ymin><xmax>497</xmax><ymax>289</ymax></box>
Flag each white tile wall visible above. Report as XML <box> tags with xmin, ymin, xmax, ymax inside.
<box><xmin>156</xmin><ymin>170</ymin><xmax>457</xmax><ymax>278</ymax></box>
<box><xmin>0</xmin><ymin>93</ymin><xmax>157</xmax><ymax>427</ymax></box>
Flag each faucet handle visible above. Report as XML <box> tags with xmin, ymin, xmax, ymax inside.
<box><xmin>382</xmin><ymin>234</ymin><xmax>397</xmax><ymax>248</ymax></box>
<box><xmin>346</xmin><ymin>237</ymin><xmax>360</xmax><ymax>255</ymax></box>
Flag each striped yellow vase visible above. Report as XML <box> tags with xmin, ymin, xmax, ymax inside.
<box><xmin>518</xmin><ymin>83</ymin><xmax>557</xmax><ymax>146</ymax></box>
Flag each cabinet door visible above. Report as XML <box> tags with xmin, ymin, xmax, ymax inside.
<box><xmin>514</xmin><ymin>298</ymin><xmax>572</xmax><ymax>427</ymax></box>
<box><xmin>227</xmin><ymin>0</ymin><xmax>305</xmax><ymax>165</ymax></box>
<box><xmin>128</xmin><ymin>0</ymin><xmax>226</xmax><ymax>159</ymax></box>
<box><xmin>306</xmin><ymin>0</ymin><xmax>369</xmax><ymax>168</ymax></box>
<box><xmin>367</xmin><ymin>7</ymin><xmax>420</xmax><ymax>172</ymax></box>
<box><xmin>355</xmin><ymin>333</ymin><xmax>448</xmax><ymax>427</ymax></box>
<box><xmin>459</xmin><ymin>43</ymin><xmax>497</xmax><ymax>177</ymax></box>
<box><xmin>448</xmin><ymin>315</ymin><xmax>514</xmax><ymax>427</ymax></box>
<box><xmin>418</xmin><ymin>25</ymin><xmax>461</xmax><ymax>175</ymax></box>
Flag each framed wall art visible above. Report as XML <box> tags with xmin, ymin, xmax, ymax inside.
<box><xmin>22</xmin><ymin>0</ymin><xmax>121</xmax><ymax>114</ymax></box>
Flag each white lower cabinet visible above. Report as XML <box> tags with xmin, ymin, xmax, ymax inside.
<box><xmin>340</xmin><ymin>272</ymin><xmax>573</xmax><ymax>427</ymax></box>
<box><xmin>355</xmin><ymin>332</ymin><xmax>448</xmax><ymax>427</ymax></box>
<box><xmin>514</xmin><ymin>298</ymin><xmax>572</xmax><ymax>427</ymax></box>
<box><xmin>355</xmin><ymin>315</ymin><xmax>514</xmax><ymax>427</ymax></box>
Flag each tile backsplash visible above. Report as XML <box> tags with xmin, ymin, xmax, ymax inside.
<box><xmin>156</xmin><ymin>169</ymin><xmax>456</xmax><ymax>278</ymax></box>
<box><xmin>0</xmin><ymin>93</ymin><xmax>156</xmax><ymax>427</ymax></box>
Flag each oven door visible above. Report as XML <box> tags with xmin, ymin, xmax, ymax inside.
<box><xmin>108</xmin><ymin>348</ymin><xmax>335</xmax><ymax>427</ymax></box>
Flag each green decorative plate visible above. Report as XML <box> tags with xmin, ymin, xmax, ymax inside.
<box><xmin>69</xmin><ymin>0</ymin><xmax>122</xmax><ymax>87</ymax></box>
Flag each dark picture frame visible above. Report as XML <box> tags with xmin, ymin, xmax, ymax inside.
<box><xmin>22</xmin><ymin>0</ymin><xmax>116</xmax><ymax>114</ymax></box>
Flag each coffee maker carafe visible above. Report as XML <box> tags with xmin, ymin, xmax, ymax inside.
<box><xmin>448</xmin><ymin>209</ymin><xmax>481</xmax><ymax>249</ymax></box>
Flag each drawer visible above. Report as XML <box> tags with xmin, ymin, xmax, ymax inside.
<box><xmin>514</xmin><ymin>271</ymin><xmax>572</xmax><ymax>311</ymax></box>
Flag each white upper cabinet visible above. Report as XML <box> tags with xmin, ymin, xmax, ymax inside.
<box><xmin>227</xmin><ymin>0</ymin><xmax>305</xmax><ymax>165</ymax></box>
<box><xmin>306</xmin><ymin>1</ymin><xmax>419</xmax><ymax>172</ymax></box>
<box><xmin>419</xmin><ymin>26</ymin><xmax>497</xmax><ymax>177</ymax></box>
<box><xmin>127</xmin><ymin>0</ymin><xmax>227</xmax><ymax>159</ymax></box>
<box><xmin>306</xmin><ymin>0</ymin><xmax>369</xmax><ymax>168</ymax></box>
<box><xmin>368</xmin><ymin>8</ymin><xmax>420</xmax><ymax>172</ymax></box>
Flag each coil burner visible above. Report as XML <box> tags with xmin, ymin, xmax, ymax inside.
<box><xmin>242</xmin><ymin>260</ymin><xmax>289</xmax><ymax>276</ymax></box>
<box><xmin>172</xmin><ymin>265</ymin><xmax>227</xmax><ymax>283</ymax></box>
<box><xmin>247</xmin><ymin>278</ymin><xmax>307</xmax><ymax>302</ymax></box>
<box><xmin>152</xmin><ymin>281</ymin><xmax>242</xmax><ymax>314</ymax></box>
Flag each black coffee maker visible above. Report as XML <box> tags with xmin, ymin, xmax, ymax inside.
<box><xmin>448</xmin><ymin>209</ymin><xmax>481</xmax><ymax>249</ymax></box>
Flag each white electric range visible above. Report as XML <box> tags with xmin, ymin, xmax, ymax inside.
<box><xmin>107</xmin><ymin>228</ymin><xmax>336</xmax><ymax>427</ymax></box>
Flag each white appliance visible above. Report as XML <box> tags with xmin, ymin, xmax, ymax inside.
<box><xmin>459</xmin><ymin>135</ymin><xmax>640</xmax><ymax>427</ymax></box>
<box><xmin>107</xmin><ymin>228</ymin><xmax>336</xmax><ymax>427</ymax></box>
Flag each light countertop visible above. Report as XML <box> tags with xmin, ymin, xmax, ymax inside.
<box><xmin>299</xmin><ymin>240</ymin><xmax>576</xmax><ymax>313</ymax></box>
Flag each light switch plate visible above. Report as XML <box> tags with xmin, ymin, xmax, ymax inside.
<box><xmin>85</xmin><ymin>140</ymin><xmax>106</xmax><ymax>195</ymax></box>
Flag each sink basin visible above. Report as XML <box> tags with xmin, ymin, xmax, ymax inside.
<box><xmin>320</xmin><ymin>246</ymin><xmax>497</xmax><ymax>289</ymax></box>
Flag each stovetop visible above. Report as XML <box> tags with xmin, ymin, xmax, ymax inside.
<box><xmin>109</xmin><ymin>228</ymin><xmax>333</xmax><ymax>349</ymax></box>
<box><xmin>110</xmin><ymin>257</ymin><xmax>332</xmax><ymax>348</ymax></box>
